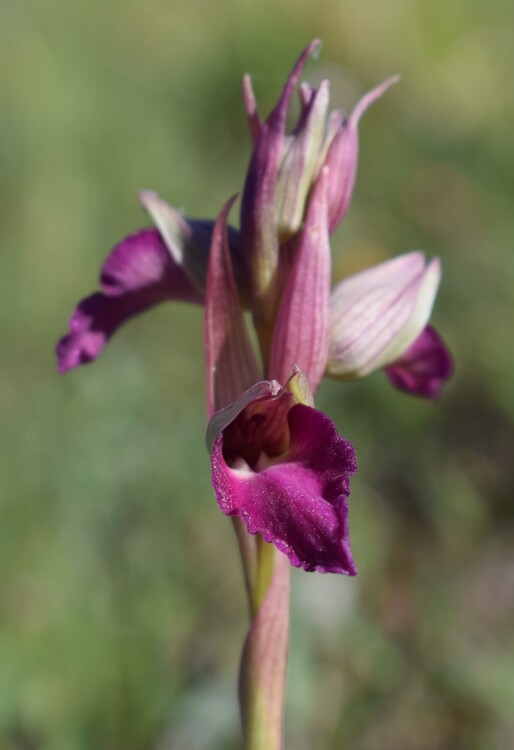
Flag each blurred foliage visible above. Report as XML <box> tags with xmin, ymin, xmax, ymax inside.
<box><xmin>1</xmin><ymin>0</ymin><xmax>514</xmax><ymax>748</ymax></box>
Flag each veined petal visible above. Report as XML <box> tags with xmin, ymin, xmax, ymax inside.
<box><xmin>275</xmin><ymin>79</ymin><xmax>330</xmax><ymax>239</ymax></box>
<box><xmin>139</xmin><ymin>190</ymin><xmax>248</xmax><ymax>302</ymax></box>
<box><xmin>269</xmin><ymin>167</ymin><xmax>331</xmax><ymax>394</ymax></box>
<box><xmin>211</xmin><ymin>403</ymin><xmax>357</xmax><ymax>574</ymax></box>
<box><xmin>56</xmin><ymin>229</ymin><xmax>201</xmax><ymax>373</ymax></box>
<box><xmin>385</xmin><ymin>325</ymin><xmax>453</xmax><ymax>398</ymax></box>
<box><xmin>240</xmin><ymin>40</ymin><xmax>321</xmax><ymax>326</ymax></box>
<box><xmin>325</xmin><ymin>76</ymin><xmax>399</xmax><ymax>235</ymax></box>
<box><xmin>205</xmin><ymin>197</ymin><xmax>260</xmax><ymax>417</ymax></box>
<box><xmin>328</xmin><ymin>252</ymin><xmax>441</xmax><ymax>379</ymax></box>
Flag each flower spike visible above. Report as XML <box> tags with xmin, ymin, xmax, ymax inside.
<box><xmin>240</xmin><ymin>41</ymin><xmax>321</xmax><ymax>329</ymax></box>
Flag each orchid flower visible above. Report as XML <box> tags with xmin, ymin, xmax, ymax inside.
<box><xmin>56</xmin><ymin>191</ymin><xmax>246</xmax><ymax>373</ymax></box>
<box><xmin>327</xmin><ymin>252</ymin><xmax>453</xmax><ymax>397</ymax></box>
<box><xmin>56</xmin><ymin>40</ymin><xmax>453</xmax><ymax>750</ymax></box>
<box><xmin>205</xmin><ymin>173</ymin><xmax>357</xmax><ymax>578</ymax></box>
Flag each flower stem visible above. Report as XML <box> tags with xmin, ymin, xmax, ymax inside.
<box><xmin>239</xmin><ymin>543</ymin><xmax>291</xmax><ymax>750</ymax></box>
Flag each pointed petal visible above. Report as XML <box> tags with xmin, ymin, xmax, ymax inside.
<box><xmin>211</xmin><ymin>404</ymin><xmax>357</xmax><ymax>574</ymax></box>
<box><xmin>275</xmin><ymin>79</ymin><xmax>330</xmax><ymax>239</ymax></box>
<box><xmin>385</xmin><ymin>325</ymin><xmax>453</xmax><ymax>398</ymax></box>
<box><xmin>349</xmin><ymin>75</ymin><xmax>400</xmax><ymax>125</ymax></box>
<box><xmin>242</xmin><ymin>74</ymin><xmax>261</xmax><ymax>145</ymax></box>
<box><xmin>316</xmin><ymin>108</ymin><xmax>345</xmax><ymax>173</ymax></box>
<box><xmin>328</xmin><ymin>252</ymin><xmax>441</xmax><ymax>379</ymax></box>
<box><xmin>325</xmin><ymin>76</ymin><xmax>399</xmax><ymax>234</ymax></box>
<box><xmin>240</xmin><ymin>40</ymin><xmax>321</xmax><ymax>325</ymax></box>
<box><xmin>204</xmin><ymin>197</ymin><xmax>261</xmax><ymax>417</ymax></box>
<box><xmin>56</xmin><ymin>229</ymin><xmax>201</xmax><ymax>373</ymax></box>
<box><xmin>269</xmin><ymin>167</ymin><xmax>331</xmax><ymax>394</ymax></box>
<box><xmin>139</xmin><ymin>190</ymin><xmax>248</xmax><ymax>302</ymax></box>
<box><xmin>299</xmin><ymin>82</ymin><xmax>316</xmax><ymax>109</ymax></box>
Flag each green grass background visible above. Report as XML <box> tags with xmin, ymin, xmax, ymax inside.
<box><xmin>1</xmin><ymin>1</ymin><xmax>513</xmax><ymax>748</ymax></box>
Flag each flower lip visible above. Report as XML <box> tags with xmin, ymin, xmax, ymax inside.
<box><xmin>210</xmin><ymin>392</ymin><xmax>358</xmax><ymax>575</ymax></box>
<box><xmin>385</xmin><ymin>325</ymin><xmax>453</xmax><ymax>398</ymax></box>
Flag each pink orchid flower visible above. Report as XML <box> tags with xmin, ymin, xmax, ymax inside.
<box><xmin>204</xmin><ymin>179</ymin><xmax>356</xmax><ymax>576</ymax></box>
<box><xmin>57</xmin><ymin>40</ymin><xmax>452</xmax><ymax>568</ymax></box>
<box><xmin>328</xmin><ymin>252</ymin><xmax>453</xmax><ymax>398</ymax></box>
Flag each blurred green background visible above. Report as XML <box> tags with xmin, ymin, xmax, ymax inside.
<box><xmin>1</xmin><ymin>0</ymin><xmax>513</xmax><ymax>748</ymax></box>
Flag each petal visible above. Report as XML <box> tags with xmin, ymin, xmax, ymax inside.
<box><xmin>211</xmin><ymin>404</ymin><xmax>357</xmax><ymax>575</ymax></box>
<box><xmin>275</xmin><ymin>79</ymin><xmax>330</xmax><ymax>239</ymax></box>
<box><xmin>385</xmin><ymin>325</ymin><xmax>453</xmax><ymax>399</ymax></box>
<box><xmin>269</xmin><ymin>167</ymin><xmax>331</xmax><ymax>394</ymax></box>
<box><xmin>240</xmin><ymin>40</ymin><xmax>321</xmax><ymax>326</ymax></box>
<box><xmin>204</xmin><ymin>197</ymin><xmax>261</xmax><ymax>417</ymax></box>
<box><xmin>56</xmin><ymin>228</ymin><xmax>200</xmax><ymax>373</ymax></box>
<box><xmin>139</xmin><ymin>190</ymin><xmax>248</xmax><ymax>303</ymax></box>
<box><xmin>325</xmin><ymin>76</ymin><xmax>399</xmax><ymax>234</ymax></box>
<box><xmin>242</xmin><ymin>74</ymin><xmax>261</xmax><ymax>145</ymax></box>
<box><xmin>206</xmin><ymin>379</ymin><xmax>282</xmax><ymax>454</ymax></box>
<box><xmin>328</xmin><ymin>252</ymin><xmax>441</xmax><ymax>379</ymax></box>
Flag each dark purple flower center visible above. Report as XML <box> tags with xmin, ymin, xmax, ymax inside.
<box><xmin>221</xmin><ymin>393</ymin><xmax>294</xmax><ymax>469</ymax></box>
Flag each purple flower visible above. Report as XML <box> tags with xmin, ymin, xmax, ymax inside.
<box><xmin>204</xmin><ymin>192</ymin><xmax>356</xmax><ymax>575</ymax></box>
<box><xmin>56</xmin><ymin>193</ymin><xmax>245</xmax><ymax>372</ymax></box>
<box><xmin>56</xmin><ymin>228</ymin><xmax>201</xmax><ymax>373</ymax></box>
<box><xmin>56</xmin><ymin>41</ymin><xmax>453</xmax><ymax>579</ymax></box>
<box><xmin>208</xmin><ymin>376</ymin><xmax>357</xmax><ymax>575</ymax></box>
<box><xmin>385</xmin><ymin>325</ymin><xmax>454</xmax><ymax>398</ymax></box>
<box><xmin>240</xmin><ymin>40</ymin><xmax>398</xmax><ymax>331</ymax></box>
<box><xmin>327</xmin><ymin>251</ymin><xmax>453</xmax><ymax>397</ymax></box>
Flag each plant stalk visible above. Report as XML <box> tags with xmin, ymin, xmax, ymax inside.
<box><xmin>239</xmin><ymin>542</ymin><xmax>291</xmax><ymax>750</ymax></box>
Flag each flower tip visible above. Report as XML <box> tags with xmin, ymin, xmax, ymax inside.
<box><xmin>284</xmin><ymin>39</ymin><xmax>322</xmax><ymax>100</ymax></box>
<box><xmin>350</xmin><ymin>74</ymin><xmax>400</xmax><ymax>126</ymax></box>
<box><xmin>242</xmin><ymin>74</ymin><xmax>261</xmax><ymax>143</ymax></box>
<box><xmin>386</xmin><ymin>325</ymin><xmax>453</xmax><ymax>399</ymax></box>
<box><xmin>56</xmin><ymin>349</ymin><xmax>70</xmax><ymax>375</ymax></box>
<box><xmin>216</xmin><ymin>193</ymin><xmax>240</xmax><ymax>227</ymax></box>
<box><xmin>138</xmin><ymin>189</ymin><xmax>157</xmax><ymax>206</ymax></box>
<box><xmin>138</xmin><ymin>189</ymin><xmax>180</xmax><ymax>219</ymax></box>
<box><xmin>308</xmin><ymin>38</ymin><xmax>322</xmax><ymax>59</ymax></box>
<box><xmin>55</xmin><ymin>334</ymin><xmax>87</xmax><ymax>374</ymax></box>
<box><xmin>423</xmin><ymin>256</ymin><xmax>442</xmax><ymax>296</ymax></box>
<box><xmin>385</xmin><ymin>74</ymin><xmax>401</xmax><ymax>87</ymax></box>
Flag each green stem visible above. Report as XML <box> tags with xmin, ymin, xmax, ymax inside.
<box><xmin>239</xmin><ymin>542</ymin><xmax>291</xmax><ymax>750</ymax></box>
<box><xmin>250</xmin><ymin>535</ymin><xmax>276</xmax><ymax>616</ymax></box>
<box><xmin>232</xmin><ymin>517</ymin><xmax>257</xmax><ymax>602</ymax></box>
